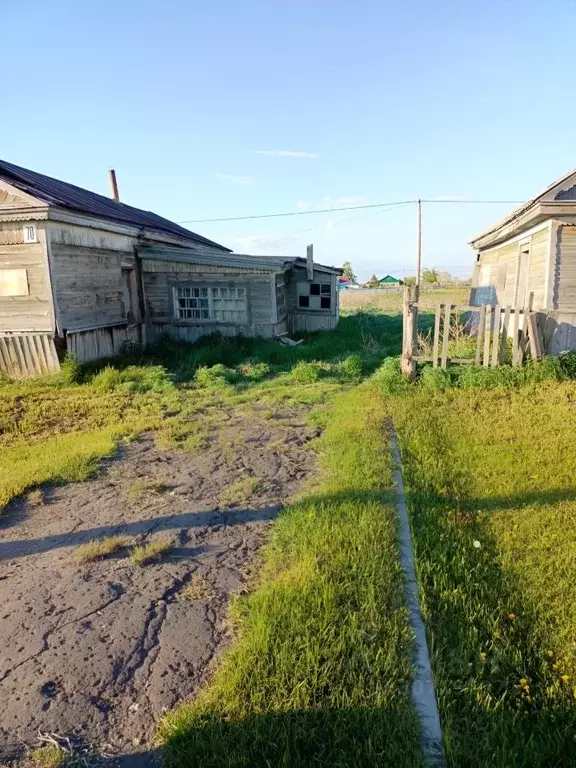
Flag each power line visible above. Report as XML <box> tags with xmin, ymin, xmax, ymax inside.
<box><xmin>178</xmin><ymin>200</ymin><xmax>414</xmax><ymax>224</ymax></box>
<box><xmin>178</xmin><ymin>198</ymin><xmax>526</xmax><ymax>225</ymax></box>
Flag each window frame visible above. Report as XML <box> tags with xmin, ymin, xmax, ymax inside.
<box><xmin>172</xmin><ymin>282</ymin><xmax>249</xmax><ymax>324</ymax></box>
<box><xmin>296</xmin><ymin>280</ymin><xmax>333</xmax><ymax>312</ymax></box>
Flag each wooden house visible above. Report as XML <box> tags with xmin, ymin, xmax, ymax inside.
<box><xmin>470</xmin><ymin>169</ymin><xmax>576</xmax><ymax>353</ymax></box>
<box><xmin>0</xmin><ymin>160</ymin><xmax>341</xmax><ymax>377</ymax></box>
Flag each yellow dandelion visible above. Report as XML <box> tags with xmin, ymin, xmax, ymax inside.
<box><xmin>553</xmin><ymin>663</ymin><xmax>559</xmax><ymax>671</ymax></box>
<box><xmin>519</xmin><ymin>678</ymin><xmax>528</xmax><ymax>686</ymax></box>
<box><xmin>547</xmin><ymin>650</ymin><xmax>554</xmax><ymax>658</ymax></box>
<box><xmin>493</xmin><ymin>631</ymin><xmax>501</xmax><ymax>639</ymax></box>
<box><xmin>562</xmin><ymin>674</ymin><xmax>570</xmax><ymax>683</ymax></box>
<box><xmin>508</xmin><ymin>613</ymin><xmax>516</xmax><ymax>621</ymax></box>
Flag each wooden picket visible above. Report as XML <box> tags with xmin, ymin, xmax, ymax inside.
<box><xmin>401</xmin><ymin>288</ymin><xmax>545</xmax><ymax>375</ymax></box>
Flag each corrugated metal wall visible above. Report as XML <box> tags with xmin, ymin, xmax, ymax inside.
<box><xmin>0</xmin><ymin>333</ymin><xmax>60</xmax><ymax>378</ymax></box>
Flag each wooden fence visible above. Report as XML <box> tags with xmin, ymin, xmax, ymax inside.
<box><xmin>401</xmin><ymin>286</ymin><xmax>545</xmax><ymax>377</ymax></box>
<box><xmin>0</xmin><ymin>332</ymin><xmax>60</xmax><ymax>378</ymax></box>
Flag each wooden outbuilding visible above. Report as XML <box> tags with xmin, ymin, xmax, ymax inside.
<box><xmin>0</xmin><ymin>160</ymin><xmax>340</xmax><ymax>377</ymax></box>
<box><xmin>470</xmin><ymin>169</ymin><xmax>576</xmax><ymax>353</ymax></box>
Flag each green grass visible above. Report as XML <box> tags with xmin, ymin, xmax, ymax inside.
<box><xmin>390</xmin><ymin>382</ymin><xmax>576</xmax><ymax>766</ymax></box>
<box><xmin>130</xmin><ymin>537</ymin><xmax>172</xmax><ymax>566</ymax></box>
<box><xmin>0</xmin><ymin>311</ymin><xmax>403</xmax><ymax>512</ymax></box>
<box><xmin>75</xmin><ymin>535</ymin><xmax>130</xmax><ymax>563</ymax></box>
<box><xmin>29</xmin><ymin>743</ymin><xmax>68</xmax><ymax>768</ymax></box>
<box><xmin>159</xmin><ymin>383</ymin><xmax>423</xmax><ymax>767</ymax></box>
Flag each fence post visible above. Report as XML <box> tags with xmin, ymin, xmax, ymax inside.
<box><xmin>401</xmin><ymin>285</ymin><xmax>419</xmax><ymax>379</ymax></box>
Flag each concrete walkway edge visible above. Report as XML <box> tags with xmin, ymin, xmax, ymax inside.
<box><xmin>388</xmin><ymin>423</ymin><xmax>445</xmax><ymax>767</ymax></box>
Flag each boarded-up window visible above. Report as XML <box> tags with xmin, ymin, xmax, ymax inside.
<box><xmin>297</xmin><ymin>281</ymin><xmax>331</xmax><ymax>310</ymax></box>
<box><xmin>0</xmin><ymin>269</ymin><xmax>29</xmax><ymax>297</ymax></box>
<box><xmin>175</xmin><ymin>285</ymin><xmax>247</xmax><ymax>323</ymax></box>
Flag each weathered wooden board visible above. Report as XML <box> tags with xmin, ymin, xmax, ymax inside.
<box><xmin>0</xmin><ymin>333</ymin><xmax>59</xmax><ymax>378</ymax></box>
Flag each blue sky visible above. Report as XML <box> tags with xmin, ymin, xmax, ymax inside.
<box><xmin>2</xmin><ymin>0</ymin><xmax>576</xmax><ymax>282</ymax></box>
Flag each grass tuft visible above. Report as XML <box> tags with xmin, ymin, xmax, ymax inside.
<box><xmin>29</xmin><ymin>744</ymin><xmax>68</xmax><ymax>768</ymax></box>
<box><xmin>75</xmin><ymin>535</ymin><xmax>129</xmax><ymax>563</ymax></box>
<box><xmin>128</xmin><ymin>476</ymin><xmax>166</xmax><ymax>499</ymax></box>
<box><xmin>219</xmin><ymin>474</ymin><xmax>262</xmax><ymax>507</ymax></box>
<box><xmin>130</xmin><ymin>537</ymin><xmax>172</xmax><ymax>566</ymax></box>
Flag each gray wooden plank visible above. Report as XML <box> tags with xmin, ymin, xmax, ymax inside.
<box><xmin>432</xmin><ymin>304</ymin><xmax>442</xmax><ymax>369</ymax></box>
<box><xmin>483</xmin><ymin>305</ymin><xmax>492</xmax><ymax>367</ymax></box>
<box><xmin>475</xmin><ymin>305</ymin><xmax>486</xmax><ymax>365</ymax></box>
<box><xmin>499</xmin><ymin>306</ymin><xmax>511</xmax><ymax>364</ymax></box>
<box><xmin>491</xmin><ymin>306</ymin><xmax>501</xmax><ymax>367</ymax></box>
<box><xmin>512</xmin><ymin>307</ymin><xmax>520</xmax><ymax>366</ymax></box>
<box><xmin>441</xmin><ymin>304</ymin><xmax>451</xmax><ymax>369</ymax></box>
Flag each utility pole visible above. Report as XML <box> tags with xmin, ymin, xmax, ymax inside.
<box><xmin>416</xmin><ymin>198</ymin><xmax>422</xmax><ymax>285</ymax></box>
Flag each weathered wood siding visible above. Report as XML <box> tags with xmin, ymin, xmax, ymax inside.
<box><xmin>286</xmin><ymin>267</ymin><xmax>339</xmax><ymax>333</ymax></box>
<box><xmin>527</xmin><ymin>228</ymin><xmax>548</xmax><ymax>308</ymax></box>
<box><xmin>50</xmin><ymin>243</ymin><xmax>129</xmax><ymax>331</ymax></box>
<box><xmin>0</xmin><ymin>221</ymin><xmax>53</xmax><ymax>331</ymax></box>
<box><xmin>142</xmin><ymin>260</ymin><xmax>276</xmax><ymax>341</ymax></box>
<box><xmin>0</xmin><ymin>332</ymin><xmax>59</xmax><ymax>378</ymax></box>
<box><xmin>67</xmin><ymin>324</ymin><xmax>143</xmax><ymax>363</ymax></box>
<box><xmin>473</xmin><ymin>225</ymin><xmax>549</xmax><ymax>309</ymax></box>
<box><xmin>553</xmin><ymin>226</ymin><xmax>576</xmax><ymax>311</ymax></box>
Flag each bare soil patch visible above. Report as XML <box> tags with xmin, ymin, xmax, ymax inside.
<box><xmin>0</xmin><ymin>406</ymin><xmax>318</xmax><ymax>762</ymax></box>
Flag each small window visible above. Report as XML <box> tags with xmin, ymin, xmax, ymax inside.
<box><xmin>0</xmin><ymin>268</ymin><xmax>29</xmax><ymax>297</ymax></box>
<box><xmin>23</xmin><ymin>224</ymin><xmax>37</xmax><ymax>243</ymax></box>
<box><xmin>297</xmin><ymin>281</ymin><xmax>332</xmax><ymax>311</ymax></box>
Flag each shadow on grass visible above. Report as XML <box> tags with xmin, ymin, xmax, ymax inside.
<box><xmin>163</xmin><ymin>707</ymin><xmax>424</xmax><ymax>768</ymax></box>
<box><xmin>396</xmin><ymin>423</ymin><xmax>576</xmax><ymax>766</ymax></box>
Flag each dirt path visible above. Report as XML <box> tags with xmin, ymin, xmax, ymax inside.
<box><xmin>0</xmin><ymin>406</ymin><xmax>318</xmax><ymax>762</ymax></box>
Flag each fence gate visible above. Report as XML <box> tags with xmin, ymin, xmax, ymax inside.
<box><xmin>401</xmin><ymin>287</ymin><xmax>544</xmax><ymax>377</ymax></box>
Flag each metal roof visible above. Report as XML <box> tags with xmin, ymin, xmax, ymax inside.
<box><xmin>0</xmin><ymin>159</ymin><xmax>230</xmax><ymax>251</ymax></box>
<box><xmin>139</xmin><ymin>246</ymin><xmax>342</xmax><ymax>274</ymax></box>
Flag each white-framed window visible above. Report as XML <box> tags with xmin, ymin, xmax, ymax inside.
<box><xmin>23</xmin><ymin>224</ymin><xmax>38</xmax><ymax>243</ymax></box>
<box><xmin>174</xmin><ymin>285</ymin><xmax>248</xmax><ymax>323</ymax></box>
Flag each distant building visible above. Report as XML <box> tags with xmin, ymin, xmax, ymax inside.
<box><xmin>378</xmin><ymin>275</ymin><xmax>403</xmax><ymax>285</ymax></box>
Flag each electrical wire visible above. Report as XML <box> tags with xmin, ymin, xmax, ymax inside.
<box><xmin>178</xmin><ymin>198</ymin><xmax>525</xmax><ymax>224</ymax></box>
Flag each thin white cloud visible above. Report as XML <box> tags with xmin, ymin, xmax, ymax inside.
<box><xmin>294</xmin><ymin>195</ymin><xmax>366</xmax><ymax>212</ymax></box>
<box><xmin>235</xmin><ymin>233</ymin><xmax>294</xmax><ymax>254</ymax></box>
<box><xmin>214</xmin><ymin>173</ymin><xmax>256</xmax><ymax>186</ymax></box>
<box><xmin>320</xmin><ymin>196</ymin><xmax>366</xmax><ymax>209</ymax></box>
<box><xmin>254</xmin><ymin>150</ymin><xmax>318</xmax><ymax>159</ymax></box>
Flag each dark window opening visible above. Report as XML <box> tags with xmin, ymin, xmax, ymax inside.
<box><xmin>321</xmin><ymin>297</ymin><xmax>331</xmax><ymax>309</ymax></box>
<box><xmin>310</xmin><ymin>283</ymin><xmax>320</xmax><ymax>296</ymax></box>
<box><xmin>299</xmin><ymin>295</ymin><xmax>310</xmax><ymax>308</ymax></box>
<box><xmin>321</xmin><ymin>283</ymin><xmax>331</xmax><ymax>294</ymax></box>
